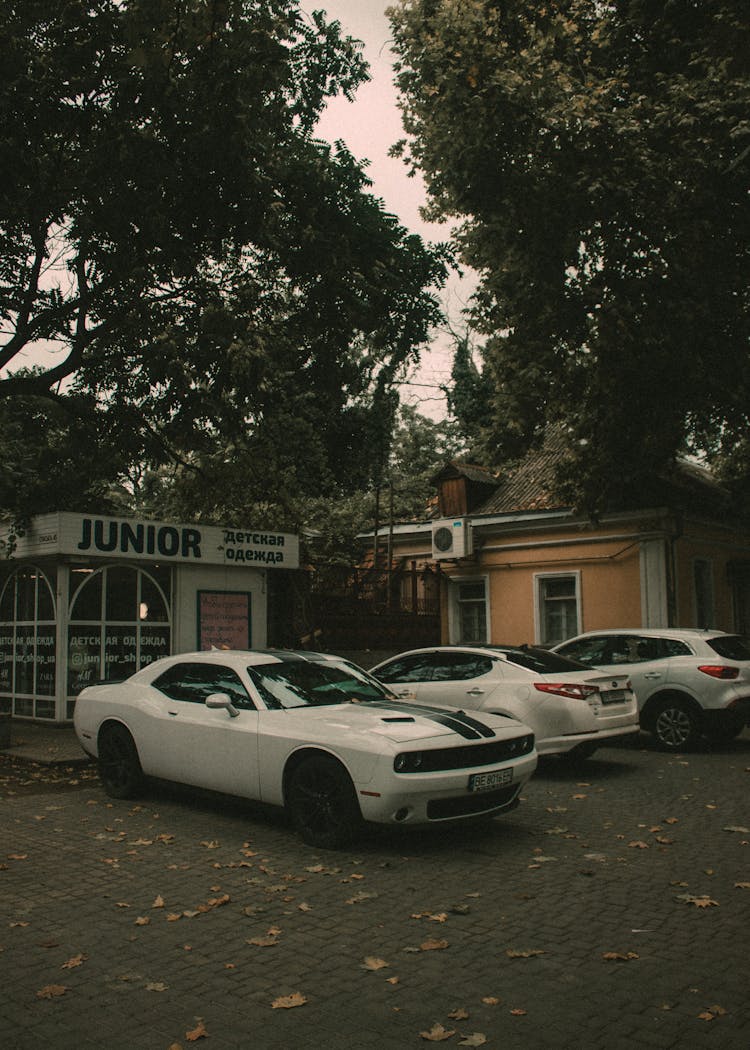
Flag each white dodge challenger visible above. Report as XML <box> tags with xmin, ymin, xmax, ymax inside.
<box><xmin>74</xmin><ymin>649</ymin><xmax>537</xmax><ymax>848</ymax></box>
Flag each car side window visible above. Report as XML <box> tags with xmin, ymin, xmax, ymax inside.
<box><xmin>661</xmin><ymin>639</ymin><xmax>692</xmax><ymax>657</ymax></box>
<box><xmin>558</xmin><ymin>637</ymin><xmax>609</xmax><ymax>665</ymax></box>
<box><xmin>431</xmin><ymin>653</ymin><xmax>495</xmax><ymax>681</ymax></box>
<box><xmin>375</xmin><ymin>653</ymin><xmax>436</xmax><ymax>683</ymax></box>
<box><xmin>153</xmin><ymin>663</ymin><xmax>255</xmax><ymax>709</ymax></box>
<box><xmin>601</xmin><ymin>636</ymin><xmax>643</xmax><ymax>663</ymax></box>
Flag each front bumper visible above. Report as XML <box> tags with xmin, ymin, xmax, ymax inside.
<box><xmin>356</xmin><ymin>751</ymin><xmax>537</xmax><ymax>826</ymax></box>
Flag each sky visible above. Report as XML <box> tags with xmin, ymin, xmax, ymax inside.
<box><xmin>309</xmin><ymin>1</ymin><xmax>475</xmax><ymax>419</ymax></box>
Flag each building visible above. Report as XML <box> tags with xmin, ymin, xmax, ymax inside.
<box><xmin>376</xmin><ymin>431</ymin><xmax>750</xmax><ymax>648</ymax></box>
<box><xmin>0</xmin><ymin>512</ymin><xmax>299</xmax><ymax>724</ymax></box>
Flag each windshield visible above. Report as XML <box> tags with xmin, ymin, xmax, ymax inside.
<box><xmin>247</xmin><ymin>660</ymin><xmax>390</xmax><ymax>709</ymax></box>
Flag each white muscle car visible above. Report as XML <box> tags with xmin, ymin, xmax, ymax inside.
<box><xmin>74</xmin><ymin>649</ymin><xmax>537</xmax><ymax>848</ymax></box>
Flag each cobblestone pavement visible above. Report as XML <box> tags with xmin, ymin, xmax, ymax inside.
<box><xmin>1</xmin><ymin>734</ymin><xmax>749</xmax><ymax>1050</ymax></box>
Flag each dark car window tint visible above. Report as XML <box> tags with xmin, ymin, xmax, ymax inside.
<box><xmin>707</xmin><ymin>635</ymin><xmax>750</xmax><ymax>661</ymax></box>
<box><xmin>503</xmin><ymin>647</ymin><xmax>591</xmax><ymax>673</ymax></box>
<box><xmin>556</xmin><ymin>637</ymin><xmax>608</xmax><ymax>665</ymax></box>
<box><xmin>153</xmin><ymin>663</ymin><xmax>254</xmax><ymax>709</ymax></box>
<box><xmin>601</xmin><ymin>636</ymin><xmax>644</xmax><ymax>664</ymax></box>
<box><xmin>661</xmin><ymin>639</ymin><xmax>692</xmax><ymax>657</ymax></box>
<box><xmin>431</xmin><ymin>653</ymin><xmax>494</xmax><ymax>681</ymax></box>
<box><xmin>375</xmin><ymin>653</ymin><xmax>436</xmax><ymax>683</ymax></box>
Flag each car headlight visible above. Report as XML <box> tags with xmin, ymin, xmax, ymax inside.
<box><xmin>394</xmin><ymin>751</ymin><xmax>424</xmax><ymax>773</ymax></box>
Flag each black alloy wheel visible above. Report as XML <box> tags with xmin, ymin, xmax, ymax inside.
<box><xmin>286</xmin><ymin>755</ymin><xmax>363</xmax><ymax>849</ymax></box>
<box><xmin>98</xmin><ymin>724</ymin><xmax>144</xmax><ymax>799</ymax></box>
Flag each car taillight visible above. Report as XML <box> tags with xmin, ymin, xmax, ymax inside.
<box><xmin>698</xmin><ymin>665</ymin><xmax>739</xmax><ymax>680</ymax></box>
<box><xmin>534</xmin><ymin>682</ymin><xmax>600</xmax><ymax>701</ymax></box>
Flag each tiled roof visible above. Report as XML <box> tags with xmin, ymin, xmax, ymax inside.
<box><xmin>473</xmin><ymin>429</ymin><xmax>572</xmax><ymax>514</ymax></box>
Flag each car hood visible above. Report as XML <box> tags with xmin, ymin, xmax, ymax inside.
<box><xmin>281</xmin><ymin>700</ymin><xmax>525</xmax><ymax>745</ymax></box>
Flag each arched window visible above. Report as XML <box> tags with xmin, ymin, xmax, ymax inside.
<box><xmin>0</xmin><ymin>567</ymin><xmax>57</xmax><ymax>719</ymax></box>
<box><xmin>67</xmin><ymin>564</ymin><xmax>171</xmax><ymax>700</ymax></box>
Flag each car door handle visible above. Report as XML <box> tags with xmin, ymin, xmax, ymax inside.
<box><xmin>466</xmin><ymin>688</ymin><xmax>485</xmax><ymax>696</ymax></box>
<box><xmin>643</xmin><ymin>673</ymin><xmax>662</xmax><ymax>680</ymax></box>
<box><xmin>168</xmin><ymin>710</ymin><xmax>180</xmax><ymax>716</ymax></box>
<box><xmin>395</xmin><ymin>689</ymin><xmax>414</xmax><ymax>698</ymax></box>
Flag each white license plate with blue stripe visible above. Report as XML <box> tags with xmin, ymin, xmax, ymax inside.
<box><xmin>469</xmin><ymin>767</ymin><xmax>513</xmax><ymax>792</ymax></box>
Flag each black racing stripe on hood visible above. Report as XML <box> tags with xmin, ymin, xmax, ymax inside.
<box><xmin>372</xmin><ymin>701</ymin><xmax>495</xmax><ymax>740</ymax></box>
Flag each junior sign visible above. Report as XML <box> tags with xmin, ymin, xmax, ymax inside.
<box><xmin>2</xmin><ymin>512</ymin><xmax>300</xmax><ymax>569</ymax></box>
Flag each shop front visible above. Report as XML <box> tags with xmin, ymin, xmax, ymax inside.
<box><xmin>0</xmin><ymin>512</ymin><xmax>299</xmax><ymax>724</ymax></box>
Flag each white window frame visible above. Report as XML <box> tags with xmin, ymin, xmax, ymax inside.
<box><xmin>447</xmin><ymin>575</ymin><xmax>490</xmax><ymax>645</ymax></box>
<box><xmin>534</xmin><ymin>571</ymin><xmax>582</xmax><ymax>646</ymax></box>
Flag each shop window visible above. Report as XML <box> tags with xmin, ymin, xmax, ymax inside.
<box><xmin>535</xmin><ymin>573</ymin><xmax>581</xmax><ymax>647</ymax></box>
<box><xmin>0</xmin><ymin>567</ymin><xmax>57</xmax><ymax>718</ymax></box>
<box><xmin>67</xmin><ymin>565</ymin><xmax>172</xmax><ymax>706</ymax></box>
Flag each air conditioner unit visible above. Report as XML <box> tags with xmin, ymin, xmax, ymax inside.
<box><xmin>431</xmin><ymin>518</ymin><xmax>473</xmax><ymax>560</ymax></box>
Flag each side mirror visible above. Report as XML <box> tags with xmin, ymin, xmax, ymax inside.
<box><xmin>206</xmin><ymin>692</ymin><xmax>240</xmax><ymax>718</ymax></box>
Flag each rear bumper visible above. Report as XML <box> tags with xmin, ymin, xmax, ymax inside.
<box><xmin>537</xmin><ymin>720</ymin><xmax>641</xmax><ymax>756</ymax></box>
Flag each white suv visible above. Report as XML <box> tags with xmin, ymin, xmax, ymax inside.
<box><xmin>554</xmin><ymin>628</ymin><xmax>750</xmax><ymax>751</ymax></box>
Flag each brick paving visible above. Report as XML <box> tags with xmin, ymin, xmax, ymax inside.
<box><xmin>1</xmin><ymin>733</ymin><xmax>749</xmax><ymax>1050</ymax></box>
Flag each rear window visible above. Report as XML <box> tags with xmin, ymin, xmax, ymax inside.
<box><xmin>706</xmin><ymin>635</ymin><xmax>750</xmax><ymax>661</ymax></box>
<box><xmin>501</xmin><ymin>646</ymin><xmax>591</xmax><ymax>673</ymax></box>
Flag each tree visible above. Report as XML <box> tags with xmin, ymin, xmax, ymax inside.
<box><xmin>389</xmin><ymin>0</ymin><xmax>750</xmax><ymax>512</ymax></box>
<box><xmin>1</xmin><ymin>0</ymin><xmax>445</xmax><ymax>524</ymax></box>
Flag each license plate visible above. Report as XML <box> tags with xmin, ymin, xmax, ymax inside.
<box><xmin>601</xmin><ymin>690</ymin><xmax>626</xmax><ymax>704</ymax></box>
<box><xmin>469</xmin><ymin>767</ymin><xmax>512</xmax><ymax>792</ymax></box>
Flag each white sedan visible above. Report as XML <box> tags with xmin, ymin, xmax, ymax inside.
<box><xmin>74</xmin><ymin>649</ymin><xmax>537</xmax><ymax>849</ymax></box>
<box><xmin>370</xmin><ymin>645</ymin><xmax>640</xmax><ymax>760</ymax></box>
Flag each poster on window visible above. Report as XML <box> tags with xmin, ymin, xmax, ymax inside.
<box><xmin>67</xmin><ymin>628</ymin><xmax>102</xmax><ymax>695</ymax></box>
<box><xmin>197</xmin><ymin>591</ymin><xmax>251</xmax><ymax>651</ymax></box>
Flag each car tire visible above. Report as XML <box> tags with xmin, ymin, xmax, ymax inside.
<box><xmin>98</xmin><ymin>724</ymin><xmax>144</xmax><ymax>799</ymax></box>
<box><xmin>651</xmin><ymin>697</ymin><xmax>701</xmax><ymax>752</ymax></box>
<box><xmin>286</xmin><ymin>755</ymin><xmax>363</xmax><ymax>850</ymax></box>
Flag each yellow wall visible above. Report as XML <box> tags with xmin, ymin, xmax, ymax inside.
<box><xmin>479</xmin><ymin>524</ymin><xmax>644</xmax><ymax>644</ymax></box>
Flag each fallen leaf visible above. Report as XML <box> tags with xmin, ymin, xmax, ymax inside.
<box><xmin>505</xmin><ymin>948</ymin><xmax>546</xmax><ymax>958</ymax></box>
<box><xmin>459</xmin><ymin>1035</ymin><xmax>487</xmax><ymax>1047</ymax></box>
<box><xmin>676</xmin><ymin>894</ymin><xmax>719</xmax><ymax>908</ymax></box>
<box><xmin>271</xmin><ymin>992</ymin><xmax>307</xmax><ymax>1009</ymax></box>
<box><xmin>447</xmin><ymin>1008</ymin><xmax>469</xmax><ymax>1020</ymax></box>
<box><xmin>735</xmin><ymin>882</ymin><xmax>750</xmax><ymax>890</ymax></box>
<box><xmin>602</xmin><ymin>951</ymin><xmax>639</xmax><ymax>962</ymax></box>
<box><xmin>61</xmin><ymin>953</ymin><xmax>88</xmax><ymax>969</ymax></box>
<box><xmin>723</xmin><ymin>825</ymin><xmax>750</xmax><ymax>834</ymax></box>
<box><xmin>146</xmin><ymin>981</ymin><xmax>168</xmax><ymax>992</ymax></box>
<box><xmin>134</xmin><ymin>916</ymin><xmax>150</xmax><ymax>926</ymax></box>
<box><xmin>698</xmin><ymin>1005</ymin><xmax>727</xmax><ymax>1021</ymax></box>
<box><xmin>36</xmin><ymin>984</ymin><xmax>67</xmax><ymax>999</ymax></box>
<box><xmin>419</xmin><ymin>1023</ymin><xmax>456</xmax><ymax>1042</ymax></box>
<box><xmin>386</xmin><ymin>976</ymin><xmax>400</xmax><ymax>985</ymax></box>
<box><xmin>420</xmin><ymin>939</ymin><xmax>449</xmax><ymax>952</ymax></box>
<box><xmin>152</xmin><ymin>895</ymin><xmax>165</xmax><ymax>908</ymax></box>
<box><xmin>246</xmin><ymin>936</ymin><xmax>278</xmax><ymax>947</ymax></box>
<box><xmin>628</xmin><ymin>841</ymin><xmax>649</xmax><ymax>849</ymax></box>
<box><xmin>509</xmin><ymin>1008</ymin><xmax>527</xmax><ymax>1016</ymax></box>
<box><xmin>185</xmin><ymin>1019</ymin><xmax>208</xmax><ymax>1041</ymax></box>
<box><xmin>481</xmin><ymin>997</ymin><xmax>501</xmax><ymax>1006</ymax></box>
<box><xmin>363</xmin><ymin>957</ymin><xmax>389</xmax><ymax>971</ymax></box>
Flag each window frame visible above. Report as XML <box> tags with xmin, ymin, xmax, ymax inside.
<box><xmin>448</xmin><ymin>575</ymin><xmax>490</xmax><ymax>645</ymax></box>
<box><xmin>534</xmin><ymin>571</ymin><xmax>582</xmax><ymax>647</ymax></box>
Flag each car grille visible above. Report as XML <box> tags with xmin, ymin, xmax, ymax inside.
<box><xmin>409</xmin><ymin>735</ymin><xmax>534</xmax><ymax>773</ymax></box>
<box><xmin>427</xmin><ymin>785</ymin><xmax>519</xmax><ymax>820</ymax></box>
